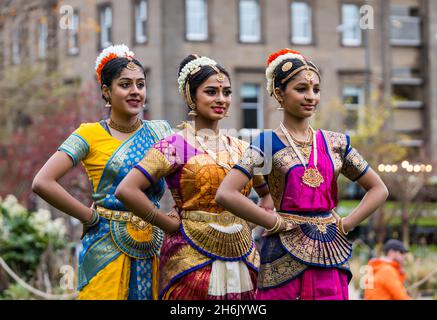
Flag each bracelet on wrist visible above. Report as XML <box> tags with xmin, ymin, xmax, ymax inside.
<box><xmin>265</xmin><ymin>214</ymin><xmax>283</xmax><ymax>234</ymax></box>
<box><xmin>82</xmin><ymin>209</ymin><xmax>99</xmax><ymax>227</ymax></box>
<box><xmin>339</xmin><ymin>217</ymin><xmax>349</xmax><ymax>236</ymax></box>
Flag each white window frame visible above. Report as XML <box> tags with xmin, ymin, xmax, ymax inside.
<box><xmin>67</xmin><ymin>12</ymin><xmax>79</xmax><ymax>55</ymax></box>
<box><xmin>241</xmin><ymin>83</ymin><xmax>263</xmax><ymax>129</ymax></box>
<box><xmin>239</xmin><ymin>0</ymin><xmax>261</xmax><ymax>43</ymax></box>
<box><xmin>291</xmin><ymin>1</ymin><xmax>312</xmax><ymax>45</ymax></box>
<box><xmin>341</xmin><ymin>4</ymin><xmax>362</xmax><ymax>46</ymax></box>
<box><xmin>38</xmin><ymin>19</ymin><xmax>48</xmax><ymax>60</ymax></box>
<box><xmin>135</xmin><ymin>0</ymin><xmax>148</xmax><ymax>44</ymax></box>
<box><xmin>343</xmin><ymin>85</ymin><xmax>365</xmax><ymax>132</ymax></box>
<box><xmin>185</xmin><ymin>0</ymin><xmax>208</xmax><ymax>41</ymax></box>
<box><xmin>99</xmin><ymin>5</ymin><xmax>112</xmax><ymax>49</ymax></box>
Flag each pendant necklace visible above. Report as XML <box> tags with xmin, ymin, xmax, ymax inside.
<box><xmin>187</xmin><ymin>124</ymin><xmax>238</xmax><ymax>170</ymax></box>
<box><xmin>279</xmin><ymin>122</ymin><xmax>324</xmax><ymax>188</ymax></box>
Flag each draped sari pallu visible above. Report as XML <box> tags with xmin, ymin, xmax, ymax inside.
<box><xmin>59</xmin><ymin>120</ymin><xmax>172</xmax><ymax>300</ymax></box>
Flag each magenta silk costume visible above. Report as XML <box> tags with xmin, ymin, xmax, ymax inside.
<box><xmin>135</xmin><ymin>133</ymin><xmax>267</xmax><ymax>300</ymax></box>
<box><xmin>234</xmin><ymin>130</ymin><xmax>369</xmax><ymax>300</ymax></box>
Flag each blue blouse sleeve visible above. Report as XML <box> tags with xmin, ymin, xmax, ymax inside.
<box><xmin>233</xmin><ymin>132</ymin><xmax>271</xmax><ymax>179</ymax></box>
<box><xmin>341</xmin><ymin>135</ymin><xmax>370</xmax><ymax>181</ymax></box>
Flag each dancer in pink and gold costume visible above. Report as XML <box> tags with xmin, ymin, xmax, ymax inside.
<box><xmin>216</xmin><ymin>49</ymin><xmax>388</xmax><ymax>300</ymax></box>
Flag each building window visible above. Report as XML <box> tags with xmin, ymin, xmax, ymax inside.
<box><xmin>341</xmin><ymin>4</ymin><xmax>361</xmax><ymax>46</ymax></box>
<box><xmin>99</xmin><ymin>5</ymin><xmax>112</xmax><ymax>49</ymax></box>
<box><xmin>67</xmin><ymin>11</ymin><xmax>79</xmax><ymax>55</ymax></box>
<box><xmin>12</xmin><ymin>27</ymin><xmax>21</xmax><ymax>65</ymax></box>
<box><xmin>38</xmin><ymin>19</ymin><xmax>48</xmax><ymax>60</ymax></box>
<box><xmin>135</xmin><ymin>0</ymin><xmax>148</xmax><ymax>44</ymax></box>
<box><xmin>342</xmin><ymin>85</ymin><xmax>364</xmax><ymax>130</ymax></box>
<box><xmin>239</xmin><ymin>0</ymin><xmax>261</xmax><ymax>43</ymax></box>
<box><xmin>291</xmin><ymin>1</ymin><xmax>312</xmax><ymax>45</ymax></box>
<box><xmin>241</xmin><ymin>84</ymin><xmax>263</xmax><ymax>129</ymax></box>
<box><xmin>390</xmin><ymin>6</ymin><xmax>421</xmax><ymax>46</ymax></box>
<box><xmin>185</xmin><ymin>0</ymin><xmax>208</xmax><ymax>41</ymax></box>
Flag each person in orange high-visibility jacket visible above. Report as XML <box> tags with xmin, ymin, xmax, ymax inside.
<box><xmin>364</xmin><ymin>239</ymin><xmax>412</xmax><ymax>300</ymax></box>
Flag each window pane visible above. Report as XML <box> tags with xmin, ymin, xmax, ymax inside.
<box><xmin>38</xmin><ymin>21</ymin><xmax>48</xmax><ymax>59</ymax></box>
<box><xmin>239</xmin><ymin>0</ymin><xmax>261</xmax><ymax>42</ymax></box>
<box><xmin>241</xmin><ymin>84</ymin><xmax>258</xmax><ymax>103</ymax></box>
<box><xmin>12</xmin><ymin>28</ymin><xmax>21</xmax><ymax>64</ymax></box>
<box><xmin>186</xmin><ymin>0</ymin><xmax>208</xmax><ymax>41</ymax></box>
<box><xmin>68</xmin><ymin>13</ymin><xmax>79</xmax><ymax>55</ymax></box>
<box><xmin>100</xmin><ymin>6</ymin><xmax>112</xmax><ymax>48</ymax></box>
<box><xmin>292</xmin><ymin>2</ymin><xmax>312</xmax><ymax>44</ymax></box>
<box><xmin>241</xmin><ymin>84</ymin><xmax>261</xmax><ymax>128</ymax></box>
<box><xmin>342</xmin><ymin>85</ymin><xmax>364</xmax><ymax>129</ymax></box>
<box><xmin>342</xmin><ymin>4</ymin><xmax>361</xmax><ymax>46</ymax></box>
<box><xmin>135</xmin><ymin>0</ymin><xmax>147</xmax><ymax>43</ymax></box>
<box><xmin>243</xmin><ymin>109</ymin><xmax>258</xmax><ymax>129</ymax></box>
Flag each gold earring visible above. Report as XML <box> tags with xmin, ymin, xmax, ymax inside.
<box><xmin>188</xmin><ymin>105</ymin><xmax>197</xmax><ymax>117</ymax></box>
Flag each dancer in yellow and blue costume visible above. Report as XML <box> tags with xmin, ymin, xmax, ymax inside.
<box><xmin>33</xmin><ymin>44</ymin><xmax>172</xmax><ymax>299</ymax></box>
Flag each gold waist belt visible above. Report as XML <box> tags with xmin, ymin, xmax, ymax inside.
<box><xmin>278</xmin><ymin>212</ymin><xmax>336</xmax><ymax>233</ymax></box>
<box><xmin>96</xmin><ymin>206</ymin><xmax>149</xmax><ymax>231</ymax></box>
<box><xmin>278</xmin><ymin>212</ymin><xmax>336</xmax><ymax>225</ymax></box>
<box><xmin>181</xmin><ymin>210</ymin><xmax>245</xmax><ymax>226</ymax></box>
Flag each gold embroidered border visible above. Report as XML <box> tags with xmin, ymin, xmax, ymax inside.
<box><xmin>258</xmin><ymin>253</ymin><xmax>307</xmax><ymax>289</ymax></box>
<box><xmin>181</xmin><ymin>217</ymin><xmax>253</xmax><ymax>258</ymax></box>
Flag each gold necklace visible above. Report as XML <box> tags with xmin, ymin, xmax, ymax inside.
<box><xmin>279</xmin><ymin>122</ymin><xmax>324</xmax><ymax>188</ymax></box>
<box><xmin>289</xmin><ymin>127</ymin><xmax>312</xmax><ymax>146</ymax></box>
<box><xmin>186</xmin><ymin>123</ymin><xmax>237</xmax><ymax>170</ymax></box>
<box><xmin>108</xmin><ymin>118</ymin><xmax>142</xmax><ymax>133</ymax></box>
<box><xmin>186</xmin><ymin>123</ymin><xmax>221</xmax><ymax>141</ymax></box>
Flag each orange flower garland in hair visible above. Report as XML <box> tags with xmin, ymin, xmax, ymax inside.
<box><xmin>266</xmin><ymin>48</ymin><xmax>302</xmax><ymax>66</ymax></box>
<box><xmin>265</xmin><ymin>48</ymin><xmax>307</xmax><ymax>96</ymax></box>
<box><xmin>96</xmin><ymin>53</ymin><xmax>118</xmax><ymax>83</ymax></box>
<box><xmin>95</xmin><ymin>44</ymin><xmax>135</xmax><ymax>84</ymax></box>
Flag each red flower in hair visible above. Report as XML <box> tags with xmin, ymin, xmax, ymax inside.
<box><xmin>96</xmin><ymin>53</ymin><xmax>119</xmax><ymax>83</ymax></box>
<box><xmin>266</xmin><ymin>48</ymin><xmax>302</xmax><ymax>65</ymax></box>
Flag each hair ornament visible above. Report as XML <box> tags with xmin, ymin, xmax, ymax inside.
<box><xmin>177</xmin><ymin>56</ymin><xmax>218</xmax><ymax>95</ymax></box>
<box><xmin>95</xmin><ymin>44</ymin><xmax>135</xmax><ymax>83</ymax></box>
<box><xmin>265</xmin><ymin>48</ymin><xmax>320</xmax><ymax>96</ymax></box>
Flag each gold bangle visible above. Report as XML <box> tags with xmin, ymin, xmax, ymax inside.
<box><xmin>266</xmin><ymin>214</ymin><xmax>281</xmax><ymax>233</ymax></box>
<box><xmin>143</xmin><ymin>207</ymin><xmax>159</xmax><ymax>224</ymax></box>
<box><xmin>82</xmin><ymin>209</ymin><xmax>99</xmax><ymax>227</ymax></box>
<box><xmin>266</xmin><ymin>214</ymin><xmax>285</xmax><ymax>234</ymax></box>
<box><xmin>339</xmin><ymin>218</ymin><xmax>348</xmax><ymax>236</ymax></box>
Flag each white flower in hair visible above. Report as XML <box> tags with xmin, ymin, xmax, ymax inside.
<box><xmin>95</xmin><ymin>44</ymin><xmax>135</xmax><ymax>82</ymax></box>
<box><xmin>177</xmin><ymin>56</ymin><xmax>218</xmax><ymax>95</ymax></box>
<box><xmin>265</xmin><ymin>52</ymin><xmax>305</xmax><ymax>95</ymax></box>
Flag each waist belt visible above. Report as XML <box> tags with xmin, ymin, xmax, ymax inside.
<box><xmin>96</xmin><ymin>206</ymin><xmax>149</xmax><ymax>231</ymax></box>
<box><xmin>181</xmin><ymin>210</ymin><xmax>245</xmax><ymax>226</ymax></box>
<box><xmin>278</xmin><ymin>212</ymin><xmax>336</xmax><ymax>234</ymax></box>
